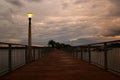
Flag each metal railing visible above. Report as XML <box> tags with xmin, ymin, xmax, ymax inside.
<box><xmin>0</xmin><ymin>42</ymin><xmax>52</xmax><ymax>76</ymax></box>
<box><xmin>63</xmin><ymin>40</ymin><xmax>120</xmax><ymax>75</ymax></box>
<box><xmin>1</xmin><ymin>40</ymin><xmax>120</xmax><ymax>76</ymax></box>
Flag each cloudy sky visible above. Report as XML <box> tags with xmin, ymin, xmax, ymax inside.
<box><xmin>0</xmin><ymin>0</ymin><xmax>120</xmax><ymax>46</ymax></box>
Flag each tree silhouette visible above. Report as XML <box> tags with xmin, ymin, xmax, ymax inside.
<box><xmin>48</xmin><ymin>40</ymin><xmax>71</xmax><ymax>48</ymax></box>
<box><xmin>48</xmin><ymin>40</ymin><xmax>56</xmax><ymax>48</ymax></box>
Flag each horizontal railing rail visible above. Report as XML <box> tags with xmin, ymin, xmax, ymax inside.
<box><xmin>0</xmin><ymin>42</ymin><xmax>53</xmax><ymax>76</ymax></box>
<box><xmin>63</xmin><ymin>40</ymin><xmax>120</xmax><ymax>76</ymax></box>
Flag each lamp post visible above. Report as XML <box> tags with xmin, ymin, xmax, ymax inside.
<box><xmin>27</xmin><ymin>13</ymin><xmax>33</xmax><ymax>62</ymax></box>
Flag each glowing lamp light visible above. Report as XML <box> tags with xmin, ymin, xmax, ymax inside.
<box><xmin>27</xmin><ymin>13</ymin><xmax>33</xmax><ymax>18</ymax></box>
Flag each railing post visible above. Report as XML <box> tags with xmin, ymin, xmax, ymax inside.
<box><xmin>8</xmin><ymin>44</ymin><xmax>12</xmax><ymax>72</ymax></box>
<box><xmin>74</xmin><ymin>49</ymin><xmax>76</xmax><ymax>57</ymax></box>
<box><xmin>38</xmin><ymin>48</ymin><xmax>41</xmax><ymax>59</ymax></box>
<box><xmin>41</xmin><ymin>48</ymin><xmax>43</xmax><ymax>57</ymax></box>
<box><xmin>78</xmin><ymin>47</ymin><xmax>81</xmax><ymax>58</ymax></box>
<box><xmin>25</xmin><ymin>45</ymin><xmax>28</xmax><ymax>64</ymax></box>
<box><xmin>104</xmin><ymin>43</ymin><xmax>108</xmax><ymax>70</ymax></box>
<box><xmin>72</xmin><ymin>48</ymin><xmax>74</xmax><ymax>56</ymax></box>
<box><xmin>88</xmin><ymin>45</ymin><xmax>91</xmax><ymax>63</ymax></box>
<box><xmin>81</xmin><ymin>47</ymin><xmax>83</xmax><ymax>60</ymax></box>
<box><xmin>76</xmin><ymin>48</ymin><xmax>78</xmax><ymax>57</ymax></box>
<box><xmin>33</xmin><ymin>47</ymin><xmax>36</xmax><ymax>61</ymax></box>
<box><xmin>38</xmin><ymin>48</ymin><xmax>40</xmax><ymax>59</ymax></box>
<box><xmin>74</xmin><ymin>48</ymin><xmax>77</xmax><ymax>57</ymax></box>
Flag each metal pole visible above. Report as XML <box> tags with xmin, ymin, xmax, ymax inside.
<box><xmin>28</xmin><ymin>18</ymin><xmax>32</xmax><ymax>62</ymax></box>
<box><xmin>88</xmin><ymin>45</ymin><xmax>91</xmax><ymax>63</ymax></box>
<box><xmin>25</xmin><ymin>45</ymin><xmax>28</xmax><ymax>64</ymax></box>
<box><xmin>8</xmin><ymin>44</ymin><xmax>12</xmax><ymax>72</ymax></box>
<box><xmin>104</xmin><ymin>43</ymin><xmax>108</xmax><ymax>70</ymax></box>
<box><xmin>33</xmin><ymin>47</ymin><xmax>36</xmax><ymax>61</ymax></box>
<box><xmin>81</xmin><ymin>47</ymin><xmax>83</xmax><ymax>60</ymax></box>
<box><xmin>38</xmin><ymin>48</ymin><xmax>40</xmax><ymax>59</ymax></box>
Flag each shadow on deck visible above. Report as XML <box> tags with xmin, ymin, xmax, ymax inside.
<box><xmin>0</xmin><ymin>49</ymin><xmax>120</xmax><ymax>80</ymax></box>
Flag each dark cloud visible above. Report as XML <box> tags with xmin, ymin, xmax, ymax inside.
<box><xmin>0</xmin><ymin>5</ymin><xmax>14</xmax><ymax>24</ymax></box>
<box><xmin>74</xmin><ymin>0</ymin><xmax>89</xmax><ymax>4</ymax></box>
<box><xmin>102</xmin><ymin>26</ymin><xmax>120</xmax><ymax>37</ymax></box>
<box><xmin>62</xmin><ymin>0</ymin><xmax>89</xmax><ymax>9</ymax></box>
<box><xmin>108</xmin><ymin>0</ymin><xmax>120</xmax><ymax>16</ymax></box>
<box><xmin>69</xmin><ymin>37</ymin><xmax>98</xmax><ymax>45</ymax></box>
<box><xmin>0</xmin><ymin>0</ymin><xmax>120</xmax><ymax>45</ymax></box>
<box><xmin>62</xmin><ymin>3</ymin><xmax>69</xmax><ymax>9</ymax></box>
<box><xmin>110</xmin><ymin>0</ymin><xmax>120</xmax><ymax>5</ymax></box>
<box><xmin>0</xmin><ymin>3</ymin><xmax>27</xmax><ymax>44</ymax></box>
<box><xmin>5</xmin><ymin>0</ymin><xmax>23</xmax><ymax>7</ymax></box>
<box><xmin>28</xmin><ymin>0</ymin><xmax>42</xmax><ymax>2</ymax></box>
